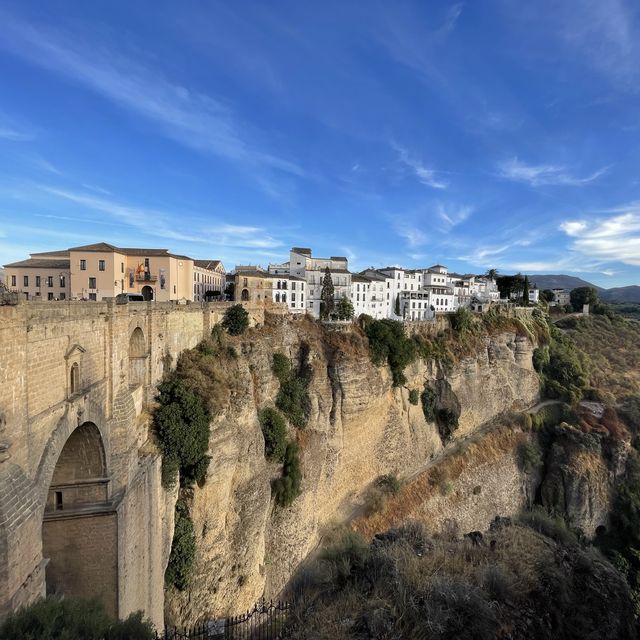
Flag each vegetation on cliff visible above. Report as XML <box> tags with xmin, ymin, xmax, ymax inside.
<box><xmin>272</xmin><ymin>351</ymin><xmax>310</xmax><ymax>429</ymax></box>
<box><xmin>0</xmin><ymin>597</ymin><xmax>154</xmax><ymax>639</ymax></box>
<box><xmin>272</xmin><ymin>441</ymin><xmax>303</xmax><ymax>507</ymax></box>
<box><xmin>363</xmin><ymin>318</ymin><xmax>417</xmax><ymax>386</ymax></box>
<box><xmin>283</xmin><ymin>521</ymin><xmax>635</xmax><ymax>640</ymax></box>
<box><xmin>259</xmin><ymin>407</ymin><xmax>288</xmax><ymax>462</ymax></box>
<box><xmin>165</xmin><ymin>499</ymin><xmax>197</xmax><ymax>591</ymax></box>
<box><xmin>222</xmin><ymin>303</ymin><xmax>249</xmax><ymax>336</ymax></box>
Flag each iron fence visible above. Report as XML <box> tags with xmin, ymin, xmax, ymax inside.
<box><xmin>159</xmin><ymin>600</ymin><xmax>290</xmax><ymax>640</ymax></box>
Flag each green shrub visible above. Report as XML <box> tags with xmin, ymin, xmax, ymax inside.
<box><xmin>259</xmin><ymin>407</ymin><xmax>288</xmax><ymax>462</ymax></box>
<box><xmin>421</xmin><ymin>387</ymin><xmax>437</xmax><ymax>422</ymax></box>
<box><xmin>365</xmin><ymin>319</ymin><xmax>417</xmax><ymax>386</ymax></box>
<box><xmin>272</xmin><ymin>442</ymin><xmax>302</xmax><ymax>507</ymax></box>
<box><xmin>154</xmin><ymin>378</ymin><xmax>211</xmax><ymax>487</ymax></box>
<box><xmin>437</xmin><ymin>408</ymin><xmax>459</xmax><ymax>442</ymax></box>
<box><xmin>165</xmin><ymin>500</ymin><xmax>196</xmax><ymax>591</ymax></box>
<box><xmin>520</xmin><ymin>507</ymin><xmax>577</xmax><ymax>546</ymax></box>
<box><xmin>450</xmin><ymin>307</ymin><xmax>473</xmax><ymax>335</ymax></box>
<box><xmin>222</xmin><ymin>304</ymin><xmax>249</xmax><ymax>336</ymax></box>
<box><xmin>376</xmin><ymin>473</ymin><xmax>402</xmax><ymax>494</ymax></box>
<box><xmin>0</xmin><ymin>597</ymin><xmax>153</xmax><ymax>640</ymax></box>
<box><xmin>272</xmin><ymin>352</ymin><xmax>291</xmax><ymax>382</ymax></box>
<box><xmin>273</xmin><ymin>353</ymin><xmax>310</xmax><ymax>429</ymax></box>
<box><xmin>408</xmin><ymin>389</ymin><xmax>419</xmax><ymax>405</ymax></box>
<box><xmin>520</xmin><ymin>440</ymin><xmax>543</xmax><ymax>473</ymax></box>
<box><xmin>336</xmin><ymin>296</ymin><xmax>354</xmax><ymax>320</ymax></box>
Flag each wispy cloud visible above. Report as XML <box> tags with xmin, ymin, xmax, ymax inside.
<box><xmin>37</xmin><ymin>185</ymin><xmax>284</xmax><ymax>251</ymax></box>
<box><xmin>0</xmin><ymin>127</ymin><xmax>33</xmax><ymax>142</ymax></box>
<box><xmin>436</xmin><ymin>203</ymin><xmax>472</xmax><ymax>230</ymax></box>
<box><xmin>395</xmin><ymin>144</ymin><xmax>448</xmax><ymax>189</ymax></box>
<box><xmin>0</xmin><ymin>9</ymin><xmax>303</xmax><ymax>178</ymax></box>
<box><xmin>560</xmin><ymin>207</ymin><xmax>640</xmax><ymax>266</ymax></box>
<box><xmin>498</xmin><ymin>157</ymin><xmax>608</xmax><ymax>186</ymax></box>
<box><xmin>394</xmin><ymin>222</ymin><xmax>428</xmax><ymax>247</ymax></box>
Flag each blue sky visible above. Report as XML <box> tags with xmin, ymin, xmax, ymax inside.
<box><xmin>0</xmin><ymin>1</ymin><xmax>639</xmax><ymax>286</ymax></box>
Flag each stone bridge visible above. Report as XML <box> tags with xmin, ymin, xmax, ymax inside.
<box><xmin>0</xmin><ymin>299</ymin><xmax>271</xmax><ymax>628</ymax></box>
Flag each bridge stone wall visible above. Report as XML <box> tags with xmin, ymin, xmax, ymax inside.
<box><xmin>0</xmin><ymin>299</ymin><xmax>272</xmax><ymax>628</ymax></box>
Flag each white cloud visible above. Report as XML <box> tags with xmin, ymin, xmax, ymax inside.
<box><xmin>394</xmin><ymin>222</ymin><xmax>428</xmax><ymax>247</ymax></box>
<box><xmin>394</xmin><ymin>145</ymin><xmax>448</xmax><ymax>189</ymax></box>
<box><xmin>0</xmin><ymin>10</ymin><xmax>302</xmax><ymax>178</ymax></box>
<box><xmin>436</xmin><ymin>203</ymin><xmax>472</xmax><ymax>230</ymax></box>
<box><xmin>498</xmin><ymin>157</ymin><xmax>608</xmax><ymax>186</ymax></box>
<box><xmin>0</xmin><ymin>127</ymin><xmax>32</xmax><ymax>141</ymax></box>
<box><xmin>560</xmin><ymin>209</ymin><xmax>640</xmax><ymax>266</ymax></box>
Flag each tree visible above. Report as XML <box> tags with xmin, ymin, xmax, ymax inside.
<box><xmin>570</xmin><ymin>286</ymin><xmax>599</xmax><ymax>312</ymax></box>
<box><xmin>336</xmin><ymin>296</ymin><xmax>354</xmax><ymax>320</ymax></box>
<box><xmin>394</xmin><ymin>293</ymin><xmax>400</xmax><ymax>316</ymax></box>
<box><xmin>496</xmin><ymin>274</ymin><xmax>525</xmax><ymax>299</ymax></box>
<box><xmin>523</xmin><ymin>275</ymin><xmax>530</xmax><ymax>306</ymax></box>
<box><xmin>222</xmin><ymin>304</ymin><xmax>249</xmax><ymax>335</ymax></box>
<box><xmin>541</xmin><ymin>289</ymin><xmax>555</xmax><ymax>303</ymax></box>
<box><xmin>320</xmin><ymin>267</ymin><xmax>335</xmax><ymax>319</ymax></box>
<box><xmin>224</xmin><ymin>282</ymin><xmax>235</xmax><ymax>300</ymax></box>
<box><xmin>259</xmin><ymin>408</ymin><xmax>288</xmax><ymax>462</ymax></box>
<box><xmin>485</xmin><ymin>268</ymin><xmax>498</xmax><ymax>281</ymax></box>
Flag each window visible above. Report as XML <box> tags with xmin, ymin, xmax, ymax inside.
<box><xmin>80</xmin><ymin>259</ymin><xmax>86</xmax><ymax>270</ymax></box>
<box><xmin>301</xmin><ymin>293</ymin><xmax>304</xmax><ymax>303</ymax></box>
<box><xmin>89</xmin><ymin>293</ymin><xmax>97</xmax><ymax>301</ymax></box>
<box><xmin>55</xmin><ymin>491</ymin><xmax>63</xmax><ymax>511</ymax></box>
<box><xmin>70</xmin><ymin>362</ymin><xmax>79</xmax><ymax>394</ymax></box>
<box><xmin>99</xmin><ymin>260</ymin><xmax>105</xmax><ymax>271</ymax></box>
<box><xmin>36</xmin><ymin>275</ymin><xmax>40</xmax><ymax>287</ymax></box>
<box><xmin>48</xmin><ymin>293</ymin><xmax>54</xmax><ymax>300</ymax></box>
<box><xmin>59</xmin><ymin>275</ymin><xmax>66</xmax><ymax>287</ymax></box>
<box><xmin>47</xmin><ymin>276</ymin><xmax>53</xmax><ymax>287</ymax></box>
<box><xmin>23</xmin><ymin>275</ymin><xmax>29</xmax><ymax>287</ymax></box>
<box><xmin>291</xmin><ymin>292</ymin><xmax>296</xmax><ymax>302</ymax></box>
<box><xmin>11</xmin><ymin>275</ymin><xmax>16</xmax><ymax>287</ymax></box>
<box><xmin>59</xmin><ymin>293</ymin><xmax>66</xmax><ymax>300</ymax></box>
<box><xmin>121</xmin><ymin>262</ymin><xmax>124</xmax><ymax>273</ymax></box>
<box><xmin>89</xmin><ymin>277</ymin><xmax>97</xmax><ymax>289</ymax></box>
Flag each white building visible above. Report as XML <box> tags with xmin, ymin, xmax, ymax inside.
<box><xmin>269</xmin><ymin>247</ymin><xmax>352</xmax><ymax>318</ymax></box>
<box><xmin>193</xmin><ymin>260</ymin><xmax>226</xmax><ymax>301</ymax></box>
<box><xmin>551</xmin><ymin>288</ymin><xmax>571</xmax><ymax>307</ymax></box>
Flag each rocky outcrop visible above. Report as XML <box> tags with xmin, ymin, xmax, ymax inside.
<box><xmin>165</xmin><ymin>318</ymin><xmax>540</xmax><ymax>626</ymax></box>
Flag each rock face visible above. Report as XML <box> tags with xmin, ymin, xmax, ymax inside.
<box><xmin>165</xmin><ymin>319</ymin><xmax>541</xmax><ymax>626</ymax></box>
<box><xmin>540</xmin><ymin>424</ymin><xmax>629</xmax><ymax>537</ymax></box>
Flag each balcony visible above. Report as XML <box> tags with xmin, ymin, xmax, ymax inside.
<box><xmin>135</xmin><ymin>273</ymin><xmax>158</xmax><ymax>283</ymax></box>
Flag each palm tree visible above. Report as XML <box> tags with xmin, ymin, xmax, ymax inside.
<box><xmin>485</xmin><ymin>268</ymin><xmax>498</xmax><ymax>280</ymax></box>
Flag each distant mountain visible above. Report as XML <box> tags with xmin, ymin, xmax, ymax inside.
<box><xmin>525</xmin><ymin>274</ymin><xmax>640</xmax><ymax>303</ymax></box>
<box><xmin>600</xmin><ymin>286</ymin><xmax>640</xmax><ymax>303</ymax></box>
<box><xmin>528</xmin><ymin>274</ymin><xmax>603</xmax><ymax>291</ymax></box>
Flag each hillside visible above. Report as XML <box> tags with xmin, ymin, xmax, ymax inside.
<box><xmin>529</xmin><ymin>274</ymin><xmax>602</xmax><ymax>291</ymax></box>
<box><xmin>601</xmin><ymin>286</ymin><xmax>640</xmax><ymax>303</ymax></box>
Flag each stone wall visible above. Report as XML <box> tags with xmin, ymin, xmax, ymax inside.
<box><xmin>0</xmin><ymin>298</ymin><xmax>266</xmax><ymax>626</ymax></box>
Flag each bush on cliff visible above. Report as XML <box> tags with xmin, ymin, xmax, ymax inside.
<box><xmin>222</xmin><ymin>304</ymin><xmax>249</xmax><ymax>336</ymax></box>
<box><xmin>364</xmin><ymin>319</ymin><xmax>416</xmax><ymax>386</ymax></box>
<box><xmin>272</xmin><ymin>442</ymin><xmax>302</xmax><ymax>507</ymax></box>
<box><xmin>165</xmin><ymin>499</ymin><xmax>197</xmax><ymax>591</ymax></box>
<box><xmin>272</xmin><ymin>352</ymin><xmax>310</xmax><ymax>429</ymax></box>
<box><xmin>0</xmin><ymin>597</ymin><xmax>153</xmax><ymax>640</ymax></box>
<box><xmin>154</xmin><ymin>378</ymin><xmax>211</xmax><ymax>487</ymax></box>
<box><xmin>259</xmin><ymin>407</ymin><xmax>288</xmax><ymax>462</ymax></box>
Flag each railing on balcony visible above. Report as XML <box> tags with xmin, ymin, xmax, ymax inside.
<box><xmin>135</xmin><ymin>273</ymin><xmax>158</xmax><ymax>282</ymax></box>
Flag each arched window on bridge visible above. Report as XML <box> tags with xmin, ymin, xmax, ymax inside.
<box><xmin>70</xmin><ymin>362</ymin><xmax>79</xmax><ymax>395</ymax></box>
<box><xmin>129</xmin><ymin>327</ymin><xmax>147</xmax><ymax>388</ymax></box>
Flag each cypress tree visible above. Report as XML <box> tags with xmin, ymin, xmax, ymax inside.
<box><xmin>320</xmin><ymin>267</ymin><xmax>335</xmax><ymax>319</ymax></box>
<box><xmin>395</xmin><ymin>293</ymin><xmax>400</xmax><ymax>316</ymax></box>
<box><xmin>523</xmin><ymin>275</ymin><xmax>530</xmax><ymax>306</ymax></box>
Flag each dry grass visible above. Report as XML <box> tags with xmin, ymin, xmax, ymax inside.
<box><xmin>562</xmin><ymin>315</ymin><xmax>640</xmax><ymax>400</ymax></box>
<box><xmin>353</xmin><ymin>427</ymin><xmax>527</xmax><ymax>539</ymax></box>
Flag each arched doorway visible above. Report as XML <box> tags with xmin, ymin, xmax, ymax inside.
<box><xmin>42</xmin><ymin>422</ymin><xmax>117</xmax><ymax>616</ymax></box>
<box><xmin>129</xmin><ymin>327</ymin><xmax>147</xmax><ymax>388</ymax></box>
<box><xmin>141</xmin><ymin>285</ymin><xmax>153</xmax><ymax>301</ymax></box>
<box><xmin>241</xmin><ymin>288</ymin><xmax>249</xmax><ymax>301</ymax></box>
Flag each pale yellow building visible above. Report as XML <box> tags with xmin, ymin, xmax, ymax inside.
<box><xmin>193</xmin><ymin>260</ymin><xmax>226</xmax><ymax>301</ymax></box>
<box><xmin>4</xmin><ymin>242</ymin><xmax>224</xmax><ymax>302</ymax></box>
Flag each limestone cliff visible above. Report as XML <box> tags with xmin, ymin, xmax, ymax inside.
<box><xmin>165</xmin><ymin>317</ymin><xmax>540</xmax><ymax>626</ymax></box>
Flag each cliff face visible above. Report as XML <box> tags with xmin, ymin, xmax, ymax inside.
<box><xmin>165</xmin><ymin>318</ymin><xmax>541</xmax><ymax>626</ymax></box>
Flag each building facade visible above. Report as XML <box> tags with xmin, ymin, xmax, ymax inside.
<box><xmin>4</xmin><ymin>243</ymin><xmax>224</xmax><ymax>302</ymax></box>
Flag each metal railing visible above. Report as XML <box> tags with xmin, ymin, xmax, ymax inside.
<box><xmin>158</xmin><ymin>600</ymin><xmax>290</xmax><ymax>640</ymax></box>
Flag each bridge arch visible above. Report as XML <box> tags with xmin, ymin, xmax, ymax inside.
<box><xmin>41</xmin><ymin>421</ymin><xmax>117</xmax><ymax>616</ymax></box>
